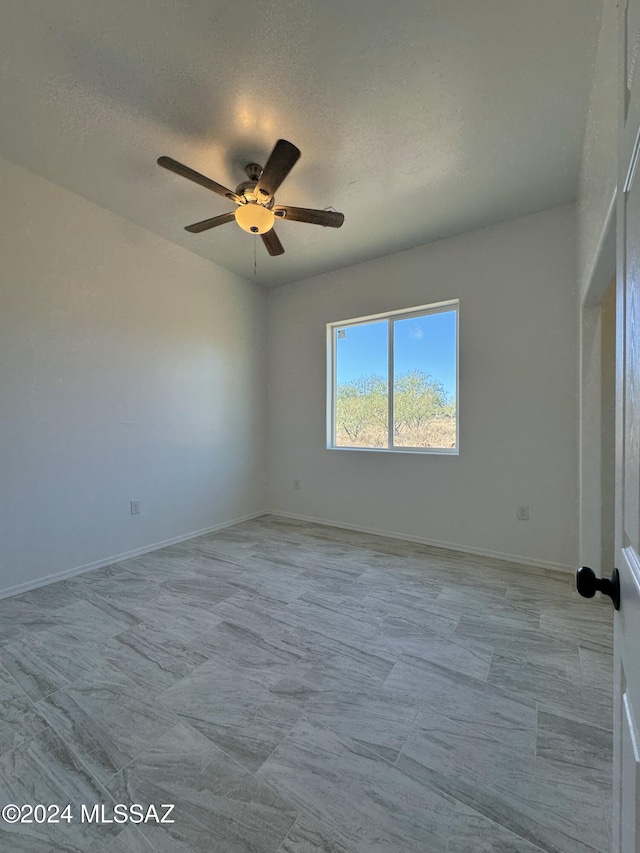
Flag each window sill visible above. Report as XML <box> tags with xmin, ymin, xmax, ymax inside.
<box><xmin>326</xmin><ymin>445</ymin><xmax>459</xmax><ymax>456</ymax></box>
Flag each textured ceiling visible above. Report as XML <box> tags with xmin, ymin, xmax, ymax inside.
<box><xmin>0</xmin><ymin>0</ymin><xmax>602</xmax><ymax>287</ymax></box>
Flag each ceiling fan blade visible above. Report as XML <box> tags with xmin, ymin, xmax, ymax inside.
<box><xmin>158</xmin><ymin>156</ymin><xmax>241</xmax><ymax>203</ymax></box>
<box><xmin>261</xmin><ymin>229</ymin><xmax>285</xmax><ymax>256</ymax></box>
<box><xmin>255</xmin><ymin>139</ymin><xmax>301</xmax><ymax>202</ymax></box>
<box><xmin>273</xmin><ymin>206</ymin><xmax>345</xmax><ymax>228</ymax></box>
<box><xmin>184</xmin><ymin>211</ymin><xmax>236</xmax><ymax>233</ymax></box>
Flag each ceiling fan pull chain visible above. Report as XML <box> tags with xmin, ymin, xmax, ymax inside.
<box><xmin>254</xmin><ymin>234</ymin><xmax>257</xmax><ymax>277</ymax></box>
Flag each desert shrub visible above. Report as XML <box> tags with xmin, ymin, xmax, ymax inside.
<box><xmin>336</xmin><ymin>370</ymin><xmax>455</xmax><ymax>449</ymax></box>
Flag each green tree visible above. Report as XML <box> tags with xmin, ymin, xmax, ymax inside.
<box><xmin>393</xmin><ymin>369</ymin><xmax>449</xmax><ymax>438</ymax></box>
<box><xmin>336</xmin><ymin>369</ymin><xmax>455</xmax><ymax>448</ymax></box>
<box><xmin>336</xmin><ymin>374</ymin><xmax>387</xmax><ymax>444</ymax></box>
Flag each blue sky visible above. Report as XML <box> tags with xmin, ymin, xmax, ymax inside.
<box><xmin>336</xmin><ymin>310</ymin><xmax>457</xmax><ymax>399</ymax></box>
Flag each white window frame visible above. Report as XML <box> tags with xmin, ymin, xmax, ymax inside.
<box><xmin>326</xmin><ymin>299</ymin><xmax>459</xmax><ymax>454</ymax></box>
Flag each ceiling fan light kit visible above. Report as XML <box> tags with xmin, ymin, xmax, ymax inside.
<box><xmin>157</xmin><ymin>139</ymin><xmax>344</xmax><ymax>257</ymax></box>
<box><xmin>234</xmin><ymin>202</ymin><xmax>275</xmax><ymax>235</ymax></box>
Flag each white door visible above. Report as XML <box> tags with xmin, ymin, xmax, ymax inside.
<box><xmin>613</xmin><ymin>0</ymin><xmax>640</xmax><ymax>848</ymax></box>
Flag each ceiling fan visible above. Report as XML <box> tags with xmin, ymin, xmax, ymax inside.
<box><xmin>157</xmin><ymin>139</ymin><xmax>344</xmax><ymax>257</ymax></box>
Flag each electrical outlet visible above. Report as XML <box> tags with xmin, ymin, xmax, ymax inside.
<box><xmin>294</xmin><ymin>479</ymin><xmax>301</xmax><ymax>490</ymax></box>
<box><xmin>516</xmin><ymin>505</ymin><xmax>529</xmax><ymax>521</ymax></box>
<box><xmin>130</xmin><ymin>500</ymin><xmax>141</xmax><ymax>515</ymax></box>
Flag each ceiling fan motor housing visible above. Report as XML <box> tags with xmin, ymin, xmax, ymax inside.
<box><xmin>234</xmin><ymin>164</ymin><xmax>276</xmax><ymax>233</ymax></box>
<box><xmin>234</xmin><ymin>178</ymin><xmax>275</xmax><ymax>208</ymax></box>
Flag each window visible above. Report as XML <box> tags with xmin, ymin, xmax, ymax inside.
<box><xmin>327</xmin><ymin>300</ymin><xmax>458</xmax><ymax>453</ymax></box>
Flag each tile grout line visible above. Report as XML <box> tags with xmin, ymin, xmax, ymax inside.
<box><xmin>394</xmin><ymin>746</ymin><xmax>561</xmax><ymax>853</ymax></box>
<box><xmin>274</xmin><ymin>815</ymin><xmax>301</xmax><ymax>853</ymax></box>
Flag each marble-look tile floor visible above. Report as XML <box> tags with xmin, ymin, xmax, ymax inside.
<box><xmin>0</xmin><ymin>516</ymin><xmax>613</xmax><ymax>852</ymax></box>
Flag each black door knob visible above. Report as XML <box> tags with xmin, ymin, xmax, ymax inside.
<box><xmin>576</xmin><ymin>566</ymin><xmax>620</xmax><ymax>610</ymax></box>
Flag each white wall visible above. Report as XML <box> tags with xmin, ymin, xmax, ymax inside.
<box><xmin>0</xmin><ymin>155</ymin><xmax>267</xmax><ymax>597</ymax></box>
<box><xmin>267</xmin><ymin>205</ymin><xmax>578</xmax><ymax>571</ymax></box>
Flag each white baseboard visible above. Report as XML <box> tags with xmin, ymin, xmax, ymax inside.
<box><xmin>266</xmin><ymin>510</ymin><xmax>575</xmax><ymax>575</ymax></box>
<box><xmin>0</xmin><ymin>510</ymin><xmax>268</xmax><ymax>601</ymax></box>
<box><xmin>2</xmin><ymin>506</ymin><xmax>573</xmax><ymax>601</ymax></box>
